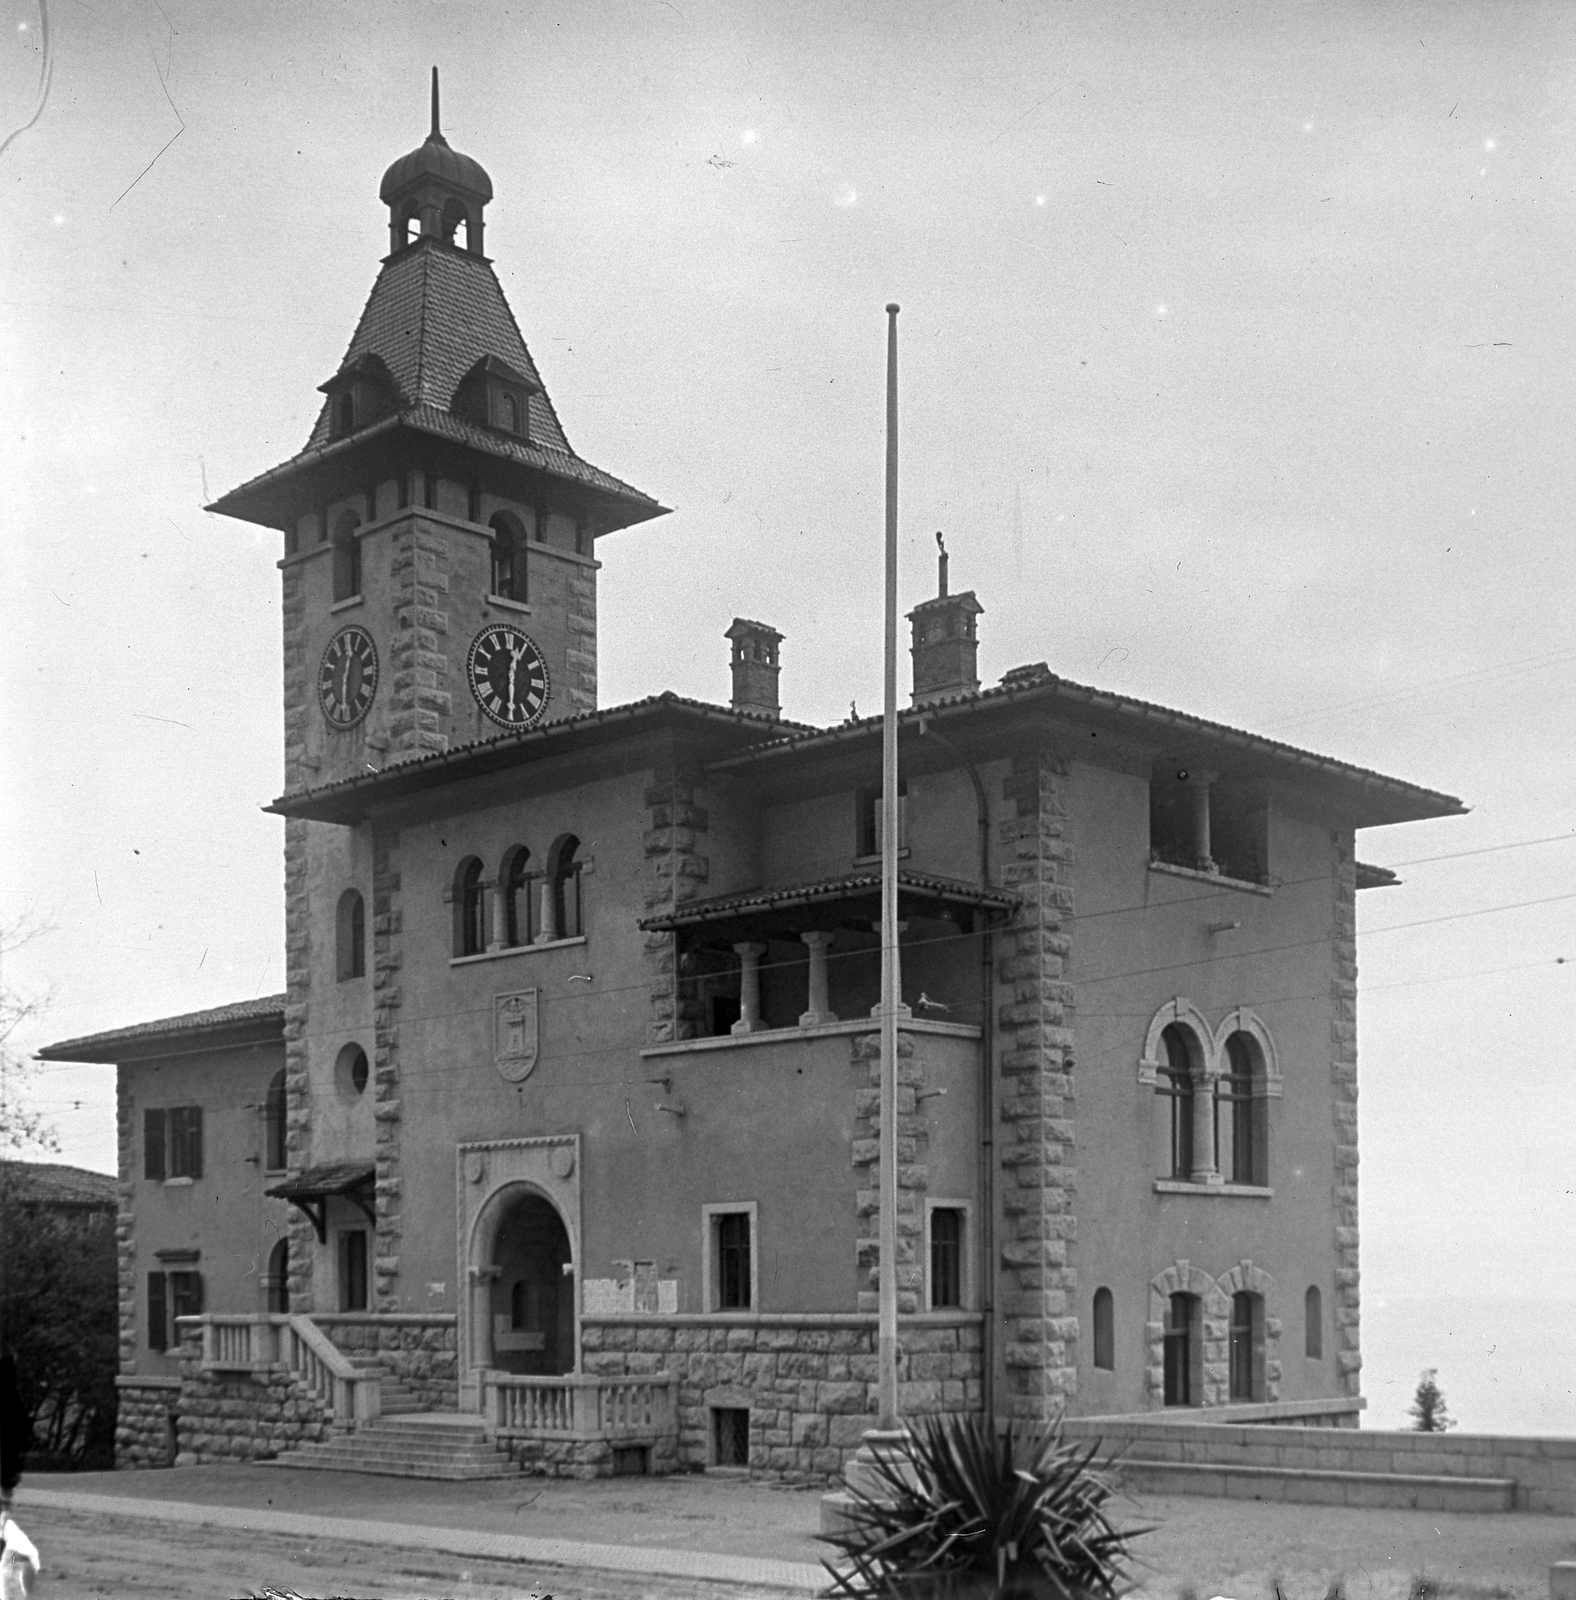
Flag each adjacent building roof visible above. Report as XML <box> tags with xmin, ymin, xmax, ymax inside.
<box><xmin>0</xmin><ymin>1160</ymin><xmax>118</xmax><ymax>1210</ymax></box>
<box><xmin>38</xmin><ymin>995</ymin><xmax>287</xmax><ymax>1064</ymax></box>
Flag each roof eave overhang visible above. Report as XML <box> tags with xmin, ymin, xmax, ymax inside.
<box><xmin>266</xmin><ymin>697</ymin><xmax>816</xmax><ymax>825</ymax></box>
<box><xmin>205</xmin><ymin>416</ymin><xmax>670</xmax><ymax>537</ymax></box>
<box><xmin>707</xmin><ymin>678</ymin><xmax>1466</xmax><ymax>829</ymax></box>
<box><xmin>37</xmin><ymin>1016</ymin><xmax>284</xmax><ymax>1065</ymax></box>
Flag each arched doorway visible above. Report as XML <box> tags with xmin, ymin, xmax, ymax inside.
<box><xmin>489</xmin><ymin>1190</ymin><xmax>573</xmax><ymax>1376</ymax></box>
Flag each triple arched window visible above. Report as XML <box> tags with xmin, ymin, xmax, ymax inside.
<box><xmin>451</xmin><ymin>836</ymin><xmax>585</xmax><ymax>958</ymax></box>
<box><xmin>1141</xmin><ymin>1004</ymin><xmax>1279</xmax><ymax>1187</ymax></box>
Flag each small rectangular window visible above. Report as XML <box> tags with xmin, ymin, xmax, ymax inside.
<box><xmin>170</xmin><ymin>1270</ymin><xmax>204</xmax><ymax>1325</ymax></box>
<box><xmin>144</xmin><ymin>1109</ymin><xmax>166</xmax><ymax>1181</ymax></box>
<box><xmin>148</xmin><ymin>1272</ymin><xmax>168</xmax><ymax>1352</ymax></box>
<box><xmin>929</xmin><ymin>1207</ymin><xmax>964</xmax><ymax>1309</ymax></box>
<box><xmin>717</xmin><ymin>1213</ymin><xmax>751</xmax><ymax>1310</ymax></box>
<box><xmin>712</xmin><ymin>1407</ymin><xmax>749</xmax><ymax>1467</ymax></box>
<box><xmin>857</xmin><ymin>784</ymin><xmax>907</xmax><ymax>859</ymax></box>
<box><xmin>339</xmin><ymin>1230</ymin><xmax>369</xmax><ymax>1312</ymax></box>
<box><xmin>167</xmin><ymin>1106</ymin><xmax>203</xmax><ymax>1180</ymax></box>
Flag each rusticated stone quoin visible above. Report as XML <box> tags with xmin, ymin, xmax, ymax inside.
<box><xmin>372</xmin><ymin>829</ymin><xmax>405</xmax><ymax>1310</ymax></box>
<box><xmin>390</xmin><ymin>521</ymin><xmax>453</xmax><ymax>758</ymax></box>
<box><xmin>851</xmin><ymin>1031</ymin><xmax>929</xmax><ymax>1316</ymax></box>
<box><xmin>995</xmin><ymin>747</ymin><xmax>1078</xmax><ymax>1422</ymax></box>
<box><xmin>642</xmin><ymin>768</ymin><xmax>710</xmax><ymax>1045</ymax></box>
<box><xmin>1331</xmin><ymin>835</ymin><xmax>1362</xmax><ymax>1396</ymax></box>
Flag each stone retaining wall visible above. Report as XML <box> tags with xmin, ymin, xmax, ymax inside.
<box><xmin>168</xmin><ymin>1326</ymin><xmax>333</xmax><ymax>1466</ymax></box>
<box><xmin>1061</xmin><ymin>1417</ymin><xmax>1576</xmax><ymax>1514</ymax></box>
<box><xmin>317</xmin><ymin>1313</ymin><xmax>458</xmax><ymax>1411</ymax></box>
<box><xmin>581</xmin><ymin>1313</ymin><xmax>983</xmax><ymax>1482</ymax></box>
<box><xmin>114</xmin><ymin>1376</ymin><xmax>181</xmax><ymax>1468</ymax></box>
<box><xmin>507</xmin><ymin>1428</ymin><xmax>680</xmax><ymax>1480</ymax></box>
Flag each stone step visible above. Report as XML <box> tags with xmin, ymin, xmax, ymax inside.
<box><xmin>1117</xmin><ymin>1457</ymin><xmax>1517</xmax><ymax>1513</ymax></box>
<box><xmin>286</xmin><ymin>1445</ymin><xmax>511</xmax><ymax>1468</ymax></box>
<box><xmin>265</xmin><ymin>1454</ymin><xmax>519</xmax><ymax>1481</ymax></box>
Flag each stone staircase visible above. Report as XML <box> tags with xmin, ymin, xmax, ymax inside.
<box><xmin>348</xmin><ymin>1357</ymin><xmax>422</xmax><ymax>1416</ymax></box>
<box><xmin>271</xmin><ymin>1412</ymin><xmax>521</xmax><ymax>1480</ymax></box>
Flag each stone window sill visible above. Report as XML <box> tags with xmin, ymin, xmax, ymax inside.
<box><xmin>163</xmin><ymin>1176</ymin><xmax>195</xmax><ymax>1189</ymax></box>
<box><xmin>450</xmin><ymin>936</ymin><xmax>586</xmax><ymax>968</ymax></box>
<box><xmin>1153</xmin><ymin>1179</ymin><xmax>1273</xmax><ymax>1198</ymax></box>
<box><xmin>853</xmin><ymin>849</ymin><xmax>910</xmax><ymax>867</ymax></box>
<box><xmin>1148</xmin><ymin>860</ymin><xmax>1273</xmax><ymax>897</ymax></box>
<box><xmin>484</xmin><ymin>594</ymin><xmax>532</xmax><ymax>616</ymax></box>
<box><xmin>329</xmin><ymin>594</ymin><xmax>364</xmax><ymax>614</ymax></box>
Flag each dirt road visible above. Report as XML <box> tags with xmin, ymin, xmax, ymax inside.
<box><xmin>16</xmin><ymin>1504</ymin><xmax>806</xmax><ymax>1600</ymax></box>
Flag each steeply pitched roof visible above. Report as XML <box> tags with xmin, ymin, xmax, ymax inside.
<box><xmin>0</xmin><ymin>1161</ymin><xmax>118</xmax><ymax>1210</ymax></box>
<box><xmin>38</xmin><ymin>995</ymin><xmax>286</xmax><ymax>1063</ymax></box>
<box><xmin>207</xmin><ymin>239</ymin><xmax>668</xmax><ymax>532</ymax></box>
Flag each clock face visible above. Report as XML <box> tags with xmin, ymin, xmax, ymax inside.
<box><xmin>318</xmin><ymin>626</ymin><xmax>379</xmax><ymax>729</ymax></box>
<box><xmin>468</xmin><ymin>624</ymin><xmax>551</xmax><ymax>729</ymax></box>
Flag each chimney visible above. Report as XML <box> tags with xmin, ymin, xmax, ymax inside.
<box><xmin>907</xmin><ymin>535</ymin><xmax>982</xmax><ymax>706</ymax></box>
<box><xmin>726</xmin><ymin>618</ymin><xmax>783</xmax><ymax>719</ymax></box>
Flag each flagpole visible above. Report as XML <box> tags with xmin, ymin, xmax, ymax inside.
<box><xmin>877</xmin><ymin>302</ymin><xmax>901</xmax><ymax>1434</ymax></box>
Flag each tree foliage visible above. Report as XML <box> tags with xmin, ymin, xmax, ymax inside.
<box><xmin>0</xmin><ymin>1176</ymin><xmax>119</xmax><ymax>1470</ymax></box>
<box><xmin>1410</xmin><ymin>1368</ymin><xmax>1454</xmax><ymax>1433</ymax></box>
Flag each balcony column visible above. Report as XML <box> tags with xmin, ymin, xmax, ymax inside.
<box><xmin>799</xmin><ymin>931</ymin><xmax>836</xmax><ymax>1027</ymax></box>
<box><xmin>536</xmin><ymin>878</ymin><xmax>559</xmax><ymax>944</ymax></box>
<box><xmin>1191</xmin><ymin>1067</ymin><xmax>1223</xmax><ymax>1186</ymax></box>
<box><xmin>1184</xmin><ymin>769</ymin><xmax>1218</xmax><ymax>869</ymax></box>
<box><xmin>731</xmin><ymin>942</ymin><xmax>768</xmax><ymax>1034</ymax></box>
<box><xmin>489</xmin><ymin>876</ymin><xmax>509</xmax><ymax>951</ymax></box>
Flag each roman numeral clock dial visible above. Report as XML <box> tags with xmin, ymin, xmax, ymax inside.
<box><xmin>468</xmin><ymin>624</ymin><xmax>551</xmax><ymax>729</ymax></box>
<box><xmin>318</xmin><ymin>626</ymin><xmax>379</xmax><ymax>729</ymax></box>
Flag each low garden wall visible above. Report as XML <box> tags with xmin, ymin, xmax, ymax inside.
<box><xmin>1062</xmin><ymin>1416</ymin><xmax>1576</xmax><ymax>1514</ymax></box>
<box><xmin>581</xmin><ymin>1311</ymin><xmax>983</xmax><ymax>1482</ymax></box>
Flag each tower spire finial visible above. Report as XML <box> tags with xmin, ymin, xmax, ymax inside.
<box><xmin>431</xmin><ymin>66</ymin><xmax>441</xmax><ymax>140</ymax></box>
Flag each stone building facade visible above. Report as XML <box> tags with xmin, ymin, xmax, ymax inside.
<box><xmin>42</xmin><ymin>90</ymin><xmax>1463</xmax><ymax>1480</ymax></box>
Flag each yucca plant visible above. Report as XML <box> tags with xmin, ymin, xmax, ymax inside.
<box><xmin>819</xmin><ymin>1414</ymin><xmax>1147</xmax><ymax>1600</ymax></box>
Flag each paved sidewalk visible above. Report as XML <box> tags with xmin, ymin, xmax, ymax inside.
<box><xmin>23</xmin><ymin>1485</ymin><xmax>831</xmax><ymax>1595</ymax></box>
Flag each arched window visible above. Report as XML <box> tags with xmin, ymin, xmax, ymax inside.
<box><xmin>399</xmin><ymin>203</ymin><xmax>422</xmax><ymax>248</ymax></box>
<box><xmin>266</xmin><ymin>1237</ymin><xmax>289</xmax><ymax>1315</ymax></box>
<box><xmin>1305</xmin><ymin>1285</ymin><xmax>1323</xmax><ymax>1360</ymax></box>
<box><xmin>454</xmin><ymin>857</ymin><xmax>487</xmax><ymax>957</ymax></box>
<box><xmin>442</xmin><ymin>199</ymin><xmax>469</xmax><ymax>250</ymax></box>
<box><xmin>331</xmin><ymin>512</ymin><xmax>361</xmax><ymax>603</ymax></box>
<box><xmin>1092</xmin><ymin>1287</ymin><xmax>1114</xmax><ymax>1372</ymax></box>
<box><xmin>545</xmin><ymin>834</ymin><xmax>583</xmax><ymax>942</ymax></box>
<box><xmin>490</xmin><ymin>512</ymin><xmax>526</xmax><ymax>602</ymax></box>
<box><xmin>334</xmin><ymin>392</ymin><xmax>355</xmax><ymax>437</ymax></box>
<box><xmin>1164</xmin><ymin>1291</ymin><xmax>1198</xmax><ymax>1406</ymax></box>
<box><xmin>503</xmin><ymin>392</ymin><xmax>521</xmax><ymax>434</ymax></box>
<box><xmin>336</xmin><ymin>889</ymin><xmax>365</xmax><ymax>981</ymax></box>
<box><xmin>264</xmin><ymin>1068</ymin><xmax>287</xmax><ymax>1173</ymax></box>
<box><xmin>501</xmin><ymin>846</ymin><xmax>534</xmax><ymax>947</ymax></box>
<box><xmin>1157</xmin><ymin>1024</ymin><xmax>1196</xmax><ymax>1180</ymax></box>
<box><xmin>1230</xmin><ymin>1291</ymin><xmax>1264</xmax><ymax>1401</ymax></box>
<box><xmin>1218</xmin><ymin>1032</ymin><xmax>1267</xmax><ymax>1186</ymax></box>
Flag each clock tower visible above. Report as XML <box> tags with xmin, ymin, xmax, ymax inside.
<box><xmin>208</xmin><ymin>71</ymin><xmax>667</xmax><ymax>795</ymax></box>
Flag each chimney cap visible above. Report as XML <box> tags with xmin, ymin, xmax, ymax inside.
<box><xmin>725</xmin><ymin>617</ymin><xmax>783</xmax><ymax>641</ymax></box>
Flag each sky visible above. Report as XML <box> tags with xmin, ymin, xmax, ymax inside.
<box><xmin>3</xmin><ymin>0</ymin><xmax>1575</xmax><ymax>1359</ymax></box>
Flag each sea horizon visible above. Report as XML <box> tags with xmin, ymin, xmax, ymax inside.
<box><xmin>1359</xmin><ymin>1294</ymin><xmax>1576</xmax><ymax>1436</ymax></box>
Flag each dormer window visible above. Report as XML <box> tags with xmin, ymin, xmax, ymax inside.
<box><xmin>318</xmin><ymin>354</ymin><xmax>402</xmax><ymax>444</ymax></box>
<box><xmin>451</xmin><ymin>355</ymin><xmax>537</xmax><ymax>441</ymax></box>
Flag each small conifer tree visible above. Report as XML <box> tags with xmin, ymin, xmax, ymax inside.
<box><xmin>1410</xmin><ymin>1367</ymin><xmax>1454</xmax><ymax>1432</ymax></box>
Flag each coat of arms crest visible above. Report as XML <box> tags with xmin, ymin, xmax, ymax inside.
<box><xmin>494</xmin><ymin>989</ymin><xmax>540</xmax><ymax>1082</ymax></box>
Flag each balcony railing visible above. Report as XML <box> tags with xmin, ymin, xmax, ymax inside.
<box><xmin>481</xmin><ymin>1371</ymin><xmax>676</xmax><ymax>1443</ymax></box>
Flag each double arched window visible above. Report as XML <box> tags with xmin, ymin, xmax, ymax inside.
<box><xmin>1143</xmin><ymin>1004</ymin><xmax>1277</xmax><ymax>1187</ymax></box>
<box><xmin>331</xmin><ymin>511</ymin><xmax>361</xmax><ymax>603</ymax></box>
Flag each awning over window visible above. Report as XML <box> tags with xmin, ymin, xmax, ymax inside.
<box><xmin>638</xmin><ymin>868</ymin><xmax>1016</xmax><ymax>943</ymax></box>
<box><xmin>265</xmin><ymin>1162</ymin><xmax>376</xmax><ymax>1242</ymax></box>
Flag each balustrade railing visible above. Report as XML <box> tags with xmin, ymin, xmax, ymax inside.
<box><xmin>191</xmin><ymin>1312</ymin><xmax>379</xmax><ymax>1430</ymax></box>
<box><xmin>482</xmin><ymin>1372</ymin><xmax>676</xmax><ymax>1442</ymax></box>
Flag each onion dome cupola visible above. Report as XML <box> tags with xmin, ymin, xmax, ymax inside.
<box><xmin>380</xmin><ymin>68</ymin><xmax>494</xmax><ymax>257</ymax></box>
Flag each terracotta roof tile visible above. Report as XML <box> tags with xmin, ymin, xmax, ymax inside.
<box><xmin>39</xmin><ymin>995</ymin><xmax>286</xmax><ymax>1062</ymax></box>
<box><xmin>0</xmin><ymin>1161</ymin><xmax>118</xmax><ymax>1209</ymax></box>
